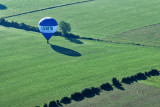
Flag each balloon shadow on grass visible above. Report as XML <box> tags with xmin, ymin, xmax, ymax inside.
<box><xmin>50</xmin><ymin>44</ymin><xmax>81</xmax><ymax>57</ymax></box>
<box><xmin>0</xmin><ymin>4</ymin><xmax>7</xmax><ymax>10</ymax></box>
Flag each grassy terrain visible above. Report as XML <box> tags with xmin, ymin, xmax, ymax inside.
<box><xmin>140</xmin><ymin>76</ymin><xmax>160</xmax><ymax>88</ymax></box>
<box><xmin>0</xmin><ymin>0</ymin><xmax>84</xmax><ymax>17</ymax></box>
<box><xmin>1</xmin><ymin>26</ymin><xmax>160</xmax><ymax>107</ymax></box>
<box><xmin>65</xmin><ymin>83</ymin><xmax>160</xmax><ymax>107</ymax></box>
<box><xmin>1</xmin><ymin>0</ymin><xmax>160</xmax><ymax>107</ymax></box>
<box><xmin>103</xmin><ymin>23</ymin><xmax>160</xmax><ymax>47</ymax></box>
<box><xmin>6</xmin><ymin>0</ymin><xmax>160</xmax><ymax>39</ymax></box>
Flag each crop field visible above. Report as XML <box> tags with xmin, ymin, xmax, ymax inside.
<box><xmin>0</xmin><ymin>0</ymin><xmax>160</xmax><ymax>107</ymax></box>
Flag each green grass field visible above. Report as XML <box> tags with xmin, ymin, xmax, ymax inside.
<box><xmin>66</xmin><ymin>83</ymin><xmax>160</xmax><ymax>107</ymax></box>
<box><xmin>5</xmin><ymin>0</ymin><xmax>160</xmax><ymax>38</ymax></box>
<box><xmin>0</xmin><ymin>0</ymin><xmax>84</xmax><ymax>17</ymax></box>
<box><xmin>1</xmin><ymin>26</ymin><xmax>160</xmax><ymax>107</ymax></box>
<box><xmin>103</xmin><ymin>23</ymin><xmax>160</xmax><ymax>47</ymax></box>
<box><xmin>1</xmin><ymin>0</ymin><xmax>160</xmax><ymax>107</ymax></box>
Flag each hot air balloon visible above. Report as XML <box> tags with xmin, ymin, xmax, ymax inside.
<box><xmin>39</xmin><ymin>17</ymin><xmax>58</xmax><ymax>44</ymax></box>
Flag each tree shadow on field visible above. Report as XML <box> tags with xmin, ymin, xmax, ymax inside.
<box><xmin>0</xmin><ymin>4</ymin><xmax>7</xmax><ymax>10</ymax></box>
<box><xmin>54</xmin><ymin>33</ymin><xmax>84</xmax><ymax>44</ymax></box>
<box><xmin>50</xmin><ymin>44</ymin><xmax>81</xmax><ymax>57</ymax></box>
<box><xmin>0</xmin><ymin>18</ymin><xmax>84</xmax><ymax>45</ymax></box>
<box><xmin>65</xmin><ymin>37</ymin><xmax>83</xmax><ymax>44</ymax></box>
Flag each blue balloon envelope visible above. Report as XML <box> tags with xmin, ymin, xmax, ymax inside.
<box><xmin>39</xmin><ymin>17</ymin><xmax>58</xmax><ymax>40</ymax></box>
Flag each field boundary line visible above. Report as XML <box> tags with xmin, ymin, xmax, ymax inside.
<box><xmin>1</xmin><ymin>0</ymin><xmax>94</xmax><ymax>19</ymax></box>
<box><xmin>103</xmin><ymin>22</ymin><xmax>160</xmax><ymax>39</ymax></box>
<box><xmin>0</xmin><ymin>19</ymin><xmax>160</xmax><ymax>48</ymax></box>
<box><xmin>80</xmin><ymin>37</ymin><xmax>160</xmax><ymax>48</ymax></box>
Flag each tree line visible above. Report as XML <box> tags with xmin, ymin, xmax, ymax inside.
<box><xmin>0</xmin><ymin>18</ymin><xmax>108</xmax><ymax>43</ymax></box>
<box><xmin>39</xmin><ymin>69</ymin><xmax>159</xmax><ymax>107</ymax></box>
<box><xmin>0</xmin><ymin>18</ymin><xmax>72</xmax><ymax>36</ymax></box>
<box><xmin>0</xmin><ymin>18</ymin><xmax>39</xmax><ymax>32</ymax></box>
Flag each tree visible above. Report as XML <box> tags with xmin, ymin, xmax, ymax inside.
<box><xmin>100</xmin><ymin>83</ymin><xmax>113</xmax><ymax>91</ymax></box>
<box><xmin>112</xmin><ymin>78</ymin><xmax>122</xmax><ymax>87</ymax></box>
<box><xmin>49</xmin><ymin>101</ymin><xmax>58</xmax><ymax>107</ymax></box>
<box><xmin>43</xmin><ymin>103</ymin><xmax>48</xmax><ymax>107</ymax></box>
<box><xmin>82</xmin><ymin>88</ymin><xmax>94</xmax><ymax>98</ymax></box>
<box><xmin>71</xmin><ymin>92</ymin><xmax>84</xmax><ymax>101</ymax></box>
<box><xmin>60</xmin><ymin>97</ymin><xmax>71</xmax><ymax>104</ymax></box>
<box><xmin>91</xmin><ymin>87</ymin><xmax>100</xmax><ymax>95</ymax></box>
<box><xmin>0</xmin><ymin>18</ymin><xmax>6</xmax><ymax>25</ymax></box>
<box><xmin>59</xmin><ymin>21</ymin><xmax>71</xmax><ymax>36</ymax></box>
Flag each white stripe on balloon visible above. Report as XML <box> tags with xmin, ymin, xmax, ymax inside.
<box><xmin>39</xmin><ymin>25</ymin><xmax>58</xmax><ymax>33</ymax></box>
